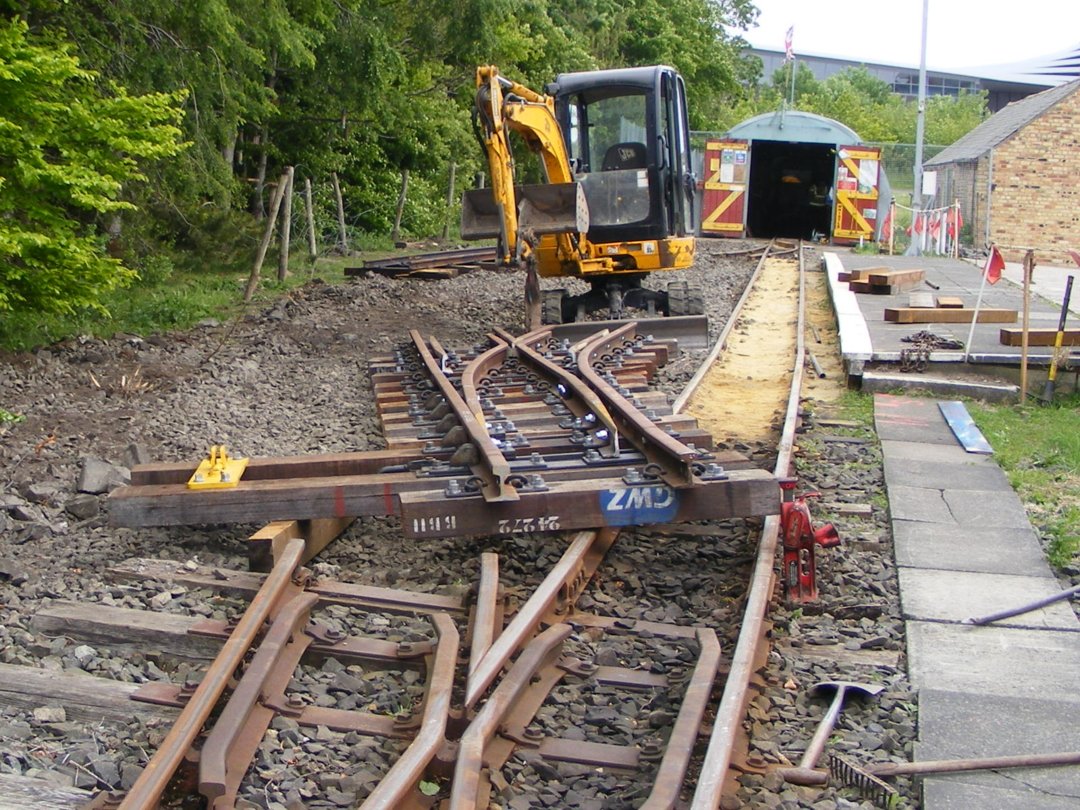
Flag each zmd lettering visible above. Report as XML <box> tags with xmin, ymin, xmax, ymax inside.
<box><xmin>600</xmin><ymin>485</ymin><xmax>679</xmax><ymax>527</ymax></box>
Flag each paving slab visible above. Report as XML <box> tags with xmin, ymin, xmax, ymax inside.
<box><xmin>874</xmin><ymin>393</ymin><xmax>952</xmax><ymax>422</ymax></box>
<box><xmin>897</xmin><ymin>568</ymin><xmax>1079</xmax><ymax>629</ymax></box>
<box><xmin>920</xmin><ymin>779</ymin><xmax>1080</xmax><ymax>810</ymax></box>
<box><xmin>879</xmin><ymin>439</ymin><xmax>993</xmax><ymax>465</ymax></box>
<box><xmin>913</xmin><ymin>688</ymin><xmax>1080</xmax><ymax>800</ymax></box>
<box><xmin>883</xmin><ymin>456</ymin><xmax>1012</xmax><ymax>492</ymax></box>
<box><xmin>892</xmin><ymin>520</ymin><xmax>1053</xmax><ymax>577</ymax></box>
<box><xmin>941</xmin><ymin>488</ymin><xmax>1033</xmax><ymax>529</ymax></box>
<box><xmin>887</xmin><ymin>484</ymin><xmax>956</xmax><ymax>523</ymax></box>
<box><xmin>874</xmin><ymin>416</ymin><xmax>959</xmax><ymax>445</ymax></box>
<box><xmin>906</xmin><ymin>621</ymin><xmax>1080</xmax><ymax>703</ymax></box>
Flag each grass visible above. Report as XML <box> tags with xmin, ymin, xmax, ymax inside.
<box><xmin>831</xmin><ymin>389</ymin><xmax>876</xmax><ymax>426</ymax></box>
<box><xmin>968</xmin><ymin>394</ymin><xmax>1080</xmax><ymax>569</ymax></box>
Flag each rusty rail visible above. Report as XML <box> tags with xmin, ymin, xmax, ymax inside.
<box><xmin>409</xmin><ymin>329</ymin><xmax>518</xmax><ymax>502</ymax></box>
<box><xmin>118</xmin><ymin>536</ymin><xmax>306</xmax><ymax>810</ymax></box>
<box><xmin>641</xmin><ymin>627</ymin><xmax>722</xmax><ymax>809</ymax></box>
<box><xmin>468</xmin><ymin>552</ymin><xmax>501</xmax><ymax>680</ymax></box>
<box><xmin>577</xmin><ymin>322</ymin><xmax>701</xmax><ymax>486</ymax></box>
<box><xmin>691</xmin><ymin>242</ymin><xmax>807</xmax><ymax>809</ymax></box>
<box><xmin>361</xmin><ymin>613</ymin><xmax>460</xmax><ymax>809</ymax></box>
<box><xmin>200</xmin><ymin>591</ymin><xmax>317</xmax><ymax>805</ymax></box>
<box><xmin>465</xmin><ymin>529</ymin><xmax>617</xmax><ymax>709</ymax></box>
<box><xmin>450</xmin><ymin>624</ymin><xmax>573</xmax><ymax>809</ymax></box>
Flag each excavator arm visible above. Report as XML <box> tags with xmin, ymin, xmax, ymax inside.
<box><xmin>465</xmin><ymin>66</ymin><xmax>590</xmax><ymax>266</ymax></box>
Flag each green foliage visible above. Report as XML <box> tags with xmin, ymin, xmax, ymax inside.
<box><xmin>2</xmin><ymin>0</ymin><xmax>880</xmax><ymax>327</ymax></box>
<box><xmin>712</xmin><ymin>61</ymin><xmax>988</xmax><ymax>149</ymax></box>
<box><xmin>0</xmin><ymin>18</ymin><xmax>185</xmax><ymax>314</ymax></box>
<box><xmin>968</xmin><ymin>394</ymin><xmax>1080</xmax><ymax>569</ymax></box>
<box><xmin>0</xmin><ymin>407</ymin><xmax>24</xmax><ymax>424</ymax></box>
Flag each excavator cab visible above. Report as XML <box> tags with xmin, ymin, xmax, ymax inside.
<box><xmin>551</xmin><ymin>66</ymin><xmax>695</xmax><ymax>253</ymax></box>
<box><xmin>462</xmin><ymin>65</ymin><xmax>701</xmax><ymax>325</ymax></box>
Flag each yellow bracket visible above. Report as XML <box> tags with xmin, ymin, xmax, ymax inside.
<box><xmin>187</xmin><ymin>445</ymin><xmax>249</xmax><ymax>490</ymax></box>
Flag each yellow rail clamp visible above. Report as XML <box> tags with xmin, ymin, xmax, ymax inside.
<box><xmin>187</xmin><ymin>445</ymin><xmax>249</xmax><ymax>490</ymax></box>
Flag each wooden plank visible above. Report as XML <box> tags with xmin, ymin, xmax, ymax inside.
<box><xmin>399</xmin><ymin>469</ymin><xmax>780</xmax><ymax>539</ymax></box>
<box><xmin>936</xmin><ymin>296</ymin><xmax>965</xmax><ymax>308</ymax></box>
<box><xmin>884</xmin><ymin>307</ymin><xmax>1017</xmax><ymax>324</ymax></box>
<box><xmin>846</xmin><ymin>266</ymin><xmax>888</xmax><ymax>282</ymax></box>
<box><xmin>0</xmin><ymin>662</ymin><xmax>178</xmax><ymax>725</ymax></box>
<box><xmin>865</xmin><ymin>268</ymin><xmax>924</xmax><ymax>286</ymax></box>
<box><xmin>107</xmin><ymin>559</ymin><xmax>466</xmax><ymax>615</ymax></box>
<box><xmin>0</xmin><ymin>774</ymin><xmax>94</xmax><ymax>810</ymax></box>
<box><xmin>775</xmin><ymin>641</ymin><xmax>900</xmax><ymax>670</ymax></box>
<box><xmin>130</xmin><ymin>448</ymin><xmax>421</xmax><ymax>486</ymax></box>
<box><xmin>248</xmin><ymin>517</ymin><xmax>355</xmax><ymax>572</ymax></box>
<box><xmin>999</xmin><ymin>327</ymin><xmax>1080</xmax><ymax>347</ymax></box>
<box><xmin>30</xmin><ymin>601</ymin><xmax>219</xmax><ymax>661</ymax></box>
<box><xmin>849</xmin><ymin>281</ymin><xmax>893</xmax><ymax>294</ymax></box>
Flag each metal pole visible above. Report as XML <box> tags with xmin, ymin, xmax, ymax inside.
<box><xmin>906</xmin><ymin>0</ymin><xmax>929</xmax><ymax>256</ymax></box>
<box><xmin>1021</xmin><ymin>250</ymin><xmax>1034</xmax><ymax>403</ymax></box>
<box><xmin>789</xmin><ymin>57</ymin><xmax>797</xmax><ymax>108</ymax></box>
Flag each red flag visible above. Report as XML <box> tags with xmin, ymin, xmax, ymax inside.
<box><xmin>984</xmin><ymin>245</ymin><xmax>1005</xmax><ymax>285</ymax></box>
<box><xmin>881</xmin><ymin>207</ymin><xmax>893</xmax><ymax>241</ymax></box>
<box><xmin>947</xmin><ymin>206</ymin><xmax>963</xmax><ymax>238</ymax></box>
<box><xmin>929</xmin><ymin>212</ymin><xmax>941</xmax><ymax>239</ymax></box>
<box><xmin>784</xmin><ymin>26</ymin><xmax>794</xmax><ymax>61</ymax></box>
<box><xmin>913</xmin><ymin>213</ymin><xmax>924</xmax><ymax>235</ymax></box>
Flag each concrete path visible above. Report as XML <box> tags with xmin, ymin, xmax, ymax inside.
<box><xmin>876</xmin><ymin>394</ymin><xmax>1080</xmax><ymax>809</ymax></box>
<box><xmin>1000</xmin><ymin>260</ymin><xmax>1079</xmax><ymax>318</ymax></box>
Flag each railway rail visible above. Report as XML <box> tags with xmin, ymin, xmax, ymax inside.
<box><xmin>5</xmin><ymin>240</ymin><xmax>830</xmax><ymax>809</ymax></box>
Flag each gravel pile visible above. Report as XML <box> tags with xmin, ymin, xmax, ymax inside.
<box><xmin>0</xmin><ymin>241</ymin><xmax>917</xmax><ymax>808</ymax></box>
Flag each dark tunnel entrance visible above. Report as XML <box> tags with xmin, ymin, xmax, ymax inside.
<box><xmin>746</xmin><ymin>140</ymin><xmax>836</xmax><ymax>240</ymax></box>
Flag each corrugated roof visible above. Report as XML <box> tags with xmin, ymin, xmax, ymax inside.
<box><xmin>925</xmin><ymin>77</ymin><xmax>1080</xmax><ymax>166</ymax></box>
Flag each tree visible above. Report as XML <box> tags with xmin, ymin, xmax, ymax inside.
<box><xmin>0</xmin><ymin>18</ymin><xmax>184</xmax><ymax>314</ymax></box>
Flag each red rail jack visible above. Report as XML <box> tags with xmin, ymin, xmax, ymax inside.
<box><xmin>779</xmin><ymin>480</ymin><xmax>840</xmax><ymax>603</ymax></box>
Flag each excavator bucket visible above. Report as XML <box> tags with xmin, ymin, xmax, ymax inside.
<box><xmin>517</xmin><ymin>182</ymin><xmax>589</xmax><ymax>235</ymax></box>
<box><xmin>461</xmin><ymin>182</ymin><xmax>589</xmax><ymax>241</ymax></box>
<box><xmin>460</xmin><ymin>188</ymin><xmax>505</xmax><ymax>240</ymax></box>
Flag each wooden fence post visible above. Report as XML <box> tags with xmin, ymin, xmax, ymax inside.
<box><xmin>277</xmin><ymin>166</ymin><xmax>295</xmax><ymax>282</ymax></box>
<box><xmin>244</xmin><ymin>171</ymin><xmax>289</xmax><ymax>302</ymax></box>
<box><xmin>304</xmin><ymin>177</ymin><xmax>318</xmax><ymax>262</ymax></box>
<box><xmin>331</xmin><ymin>172</ymin><xmax>348</xmax><ymax>253</ymax></box>
<box><xmin>392</xmin><ymin>168</ymin><xmax>409</xmax><ymax>245</ymax></box>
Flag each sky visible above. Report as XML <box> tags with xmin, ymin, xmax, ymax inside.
<box><xmin>734</xmin><ymin>0</ymin><xmax>1080</xmax><ymax>74</ymax></box>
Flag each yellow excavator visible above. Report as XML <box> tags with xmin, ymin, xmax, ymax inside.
<box><xmin>461</xmin><ymin>65</ymin><xmax>702</xmax><ymax>328</ymax></box>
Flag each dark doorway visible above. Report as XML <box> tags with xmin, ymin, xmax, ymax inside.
<box><xmin>746</xmin><ymin>140</ymin><xmax>836</xmax><ymax>240</ymax></box>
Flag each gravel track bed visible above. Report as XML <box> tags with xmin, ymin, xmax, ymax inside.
<box><xmin>0</xmin><ymin>241</ymin><xmax>916</xmax><ymax>808</ymax></box>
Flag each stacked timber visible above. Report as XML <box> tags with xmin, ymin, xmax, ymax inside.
<box><xmin>845</xmin><ymin>267</ymin><xmax>925</xmax><ymax>294</ymax></box>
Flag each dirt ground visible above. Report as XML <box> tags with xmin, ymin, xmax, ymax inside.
<box><xmin>685</xmin><ymin>255</ymin><xmax>798</xmax><ymax>444</ymax></box>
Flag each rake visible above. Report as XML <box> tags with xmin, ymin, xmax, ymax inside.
<box><xmin>830</xmin><ymin>749</ymin><xmax>1080</xmax><ymax>808</ymax></box>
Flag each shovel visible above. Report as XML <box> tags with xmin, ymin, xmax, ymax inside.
<box><xmin>776</xmin><ymin>680</ymin><xmax>884</xmax><ymax>786</ymax></box>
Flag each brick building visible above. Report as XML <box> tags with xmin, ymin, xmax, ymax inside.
<box><xmin>924</xmin><ymin>78</ymin><xmax>1080</xmax><ymax>260</ymax></box>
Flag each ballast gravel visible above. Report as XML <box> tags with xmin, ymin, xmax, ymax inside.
<box><xmin>0</xmin><ymin>240</ymin><xmax>917</xmax><ymax>808</ymax></box>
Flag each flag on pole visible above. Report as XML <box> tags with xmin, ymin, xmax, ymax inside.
<box><xmin>784</xmin><ymin>26</ymin><xmax>794</xmax><ymax>61</ymax></box>
<box><xmin>881</xmin><ymin>206</ymin><xmax>893</xmax><ymax>242</ymax></box>
<box><xmin>984</xmin><ymin>244</ymin><xmax>1005</xmax><ymax>285</ymax></box>
<box><xmin>947</xmin><ymin>205</ymin><xmax>963</xmax><ymax>239</ymax></box>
